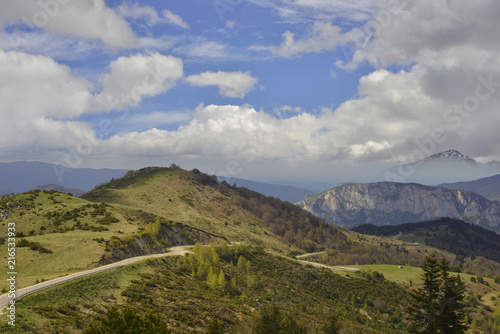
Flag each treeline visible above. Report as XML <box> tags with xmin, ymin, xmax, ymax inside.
<box><xmin>218</xmin><ymin>182</ymin><xmax>349</xmax><ymax>253</ymax></box>
<box><xmin>353</xmin><ymin>218</ymin><xmax>500</xmax><ymax>264</ymax></box>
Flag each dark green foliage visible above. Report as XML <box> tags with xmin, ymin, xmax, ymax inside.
<box><xmin>251</xmin><ymin>305</ymin><xmax>307</xmax><ymax>334</ymax></box>
<box><xmin>353</xmin><ymin>218</ymin><xmax>500</xmax><ymax>264</ymax></box>
<box><xmin>253</xmin><ymin>305</ymin><xmax>283</xmax><ymax>333</ymax></box>
<box><xmin>207</xmin><ymin>318</ymin><xmax>223</xmax><ymax>334</ymax></box>
<box><xmin>321</xmin><ymin>315</ymin><xmax>339</xmax><ymax>333</ymax></box>
<box><xmin>16</xmin><ymin>238</ymin><xmax>52</xmax><ymax>254</ymax></box>
<box><xmin>407</xmin><ymin>254</ymin><xmax>468</xmax><ymax>334</ymax></box>
<box><xmin>83</xmin><ymin>307</ymin><xmax>171</xmax><ymax>334</ymax></box>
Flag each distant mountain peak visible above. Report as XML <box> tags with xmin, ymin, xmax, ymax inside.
<box><xmin>421</xmin><ymin>149</ymin><xmax>477</xmax><ymax>164</ymax></box>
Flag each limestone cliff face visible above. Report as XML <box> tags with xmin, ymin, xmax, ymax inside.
<box><xmin>296</xmin><ymin>182</ymin><xmax>500</xmax><ymax>231</ymax></box>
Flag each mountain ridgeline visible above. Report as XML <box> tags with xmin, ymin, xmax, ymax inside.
<box><xmin>296</xmin><ymin>182</ymin><xmax>500</xmax><ymax>232</ymax></box>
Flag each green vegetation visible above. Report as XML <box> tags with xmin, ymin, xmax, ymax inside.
<box><xmin>4</xmin><ymin>245</ymin><xmax>409</xmax><ymax>333</ymax></box>
<box><xmin>2</xmin><ymin>167</ymin><xmax>500</xmax><ymax>333</ymax></box>
<box><xmin>407</xmin><ymin>254</ymin><xmax>468</xmax><ymax>333</ymax></box>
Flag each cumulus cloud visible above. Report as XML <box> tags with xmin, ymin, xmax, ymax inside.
<box><xmin>0</xmin><ymin>0</ymin><xmax>138</xmax><ymax>48</ymax></box>
<box><xmin>186</xmin><ymin>71</ymin><xmax>258</xmax><ymax>98</ymax></box>
<box><xmin>94</xmin><ymin>53</ymin><xmax>184</xmax><ymax>111</ymax></box>
<box><xmin>0</xmin><ymin>50</ymin><xmax>96</xmax><ymax>156</ymax></box>
<box><xmin>0</xmin><ymin>50</ymin><xmax>185</xmax><ymax>161</ymax></box>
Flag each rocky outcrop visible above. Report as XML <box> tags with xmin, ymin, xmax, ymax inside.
<box><xmin>296</xmin><ymin>182</ymin><xmax>500</xmax><ymax>232</ymax></box>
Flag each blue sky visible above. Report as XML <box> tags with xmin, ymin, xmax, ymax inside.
<box><xmin>1</xmin><ymin>0</ymin><xmax>500</xmax><ymax>185</ymax></box>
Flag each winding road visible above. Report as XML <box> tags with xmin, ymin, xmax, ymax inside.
<box><xmin>0</xmin><ymin>246</ymin><xmax>192</xmax><ymax>310</ymax></box>
<box><xmin>0</xmin><ymin>244</ymin><xmax>359</xmax><ymax>311</ymax></box>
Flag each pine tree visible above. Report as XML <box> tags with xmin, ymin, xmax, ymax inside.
<box><xmin>253</xmin><ymin>305</ymin><xmax>283</xmax><ymax>334</ymax></box>
<box><xmin>207</xmin><ymin>318</ymin><xmax>223</xmax><ymax>334</ymax></box>
<box><xmin>437</xmin><ymin>258</ymin><xmax>468</xmax><ymax>334</ymax></box>
<box><xmin>407</xmin><ymin>254</ymin><xmax>468</xmax><ymax>334</ymax></box>
<box><xmin>217</xmin><ymin>270</ymin><xmax>226</xmax><ymax>290</ymax></box>
<box><xmin>407</xmin><ymin>253</ymin><xmax>442</xmax><ymax>334</ymax></box>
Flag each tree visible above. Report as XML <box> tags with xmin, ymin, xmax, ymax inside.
<box><xmin>321</xmin><ymin>314</ymin><xmax>339</xmax><ymax>334</ymax></box>
<box><xmin>438</xmin><ymin>258</ymin><xmax>468</xmax><ymax>334</ymax></box>
<box><xmin>407</xmin><ymin>253</ymin><xmax>442</xmax><ymax>334</ymax></box>
<box><xmin>84</xmin><ymin>307</ymin><xmax>171</xmax><ymax>334</ymax></box>
<box><xmin>253</xmin><ymin>305</ymin><xmax>283</xmax><ymax>334</ymax></box>
<box><xmin>207</xmin><ymin>318</ymin><xmax>223</xmax><ymax>334</ymax></box>
<box><xmin>407</xmin><ymin>254</ymin><xmax>468</xmax><ymax>334</ymax></box>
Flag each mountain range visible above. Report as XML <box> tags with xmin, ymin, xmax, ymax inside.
<box><xmin>0</xmin><ymin>161</ymin><xmax>128</xmax><ymax>194</ymax></box>
<box><xmin>296</xmin><ymin>181</ymin><xmax>500</xmax><ymax>232</ymax></box>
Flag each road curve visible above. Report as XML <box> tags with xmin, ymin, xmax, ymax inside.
<box><xmin>298</xmin><ymin>259</ymin><xmax>360</xmax><ymax>272</ymax></box>
<box><xmin>0</xmin><ymin>246</ymin><xmax>193</xmax><ymax>309</ymax></box>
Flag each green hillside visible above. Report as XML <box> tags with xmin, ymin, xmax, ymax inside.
<box><xmin>2</xmin><ymin>167</ymin><xmax>500</xmax><ymax>333</ymax></box>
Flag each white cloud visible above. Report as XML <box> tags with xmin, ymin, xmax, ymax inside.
<box><xmin>163</xmin><ymin>9</ymin><xmax>190</xmax><ymax>29</ymax></box>
<box><xmin>185</xmin><ymin>71</ymin><xmax>258</xmax><ymax>98</ymax></box>
<box><xmin>94</xmin><ymin>53</ymin><xmax>184</xmax><ymax>111</ymax></box>
<box><xmin>0</xmin><ymin>50</ymin><xmax>92</xmax><ymax>120</ymax></box>
<box><xmin>0</xmin><ymin>0</ymin><xmax>138</xmax><ymax>48</ymax></box>
<box><xmin>117</xmin><ymin>2</ymin><xmax>163</xmax><ymax>27</ymax></box>
<box><xmin>272</xmin><ymin>21</ymin><xmax>345</xmax><ymax>57</ymax></box>
<box><xmin>247</xmin><ymin>0</ymin><xmax>375</xmax><ymax>23</ymax></box>
<box><xmin>0</xmin><ymin>50</ymin><xmax>96</xmax><ymax>156</ymax></box>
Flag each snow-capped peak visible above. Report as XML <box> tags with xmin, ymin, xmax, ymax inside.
<box><xmin>423</xmin><ymin>149</ymin><xmax>477</xmax><ymax>164</ymax></box>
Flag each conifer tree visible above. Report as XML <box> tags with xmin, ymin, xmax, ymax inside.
<box><xmin>438</xmin><ymin>258</ymin><xmax>468</xmax><ymax>333</ymax></box>
<box><xmin>407</xmin><ymin>253</ymin><xmax>443</xmax><ymax>333</ymax></box>
<box><xmin>407</xmin><ymin>254</ymin><xmax>468</xmax><ymax>334</ymax></box>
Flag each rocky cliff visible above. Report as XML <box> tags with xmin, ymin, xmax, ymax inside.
<box><xmin>296</xmin><ymin>182</ymin><xmax>500</xmax><ymax>231</ymax></box>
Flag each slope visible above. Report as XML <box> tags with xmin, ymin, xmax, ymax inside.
<box><xmin>439</xmin><ymin>173</ymin><xmax>500</xmax><ymax>200</ymax></box>
<box><xmin>82</xmin><ymin>167</ymin><xmax>348</xmax><ymax>255</ymax></box>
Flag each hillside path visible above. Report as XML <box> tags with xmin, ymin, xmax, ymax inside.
<box><xmin>0</xmin><ymin>245</ymin><xmax>193</xmax><ymax>310</ymax></box>
<box><xmin>296</xmin><ymin>251</ymin><xmax>325</xmax><ymax>259</ymax></box>
<box><xmin>297</xmin><ymin>259</ymin><xmax>360</xmax><ymax>271</ymax></box>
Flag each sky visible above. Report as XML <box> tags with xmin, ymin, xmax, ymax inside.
<box><xmin>1</xmin><ymin>0</ymin><xmax>500</xmax><ymax>185</ymax></box>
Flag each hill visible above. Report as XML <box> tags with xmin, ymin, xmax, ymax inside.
<box><xmin>0</xmin><ymin>161</ymin><xmax>128</xmax><ymax>193</ymax></box>
<box><xmin>296</xmin><ymin>181</ymin><xmax>500</xmax><ymax>232</ymax></box>
<box><xmin>82</xmin><ymin>167</ymin><xmax>348</xmax><ymax>254</ymax></box>
<box><xmin>0</xmin><ymin>166</ymin><xmax>348</xmax><ymax>291</ymax></box>
<box><xmin>439</xmin><ymin>174</ymin><xmax>500</xmax><ymax>201</ymax></box>
<box><xmin>352</xmin><ymin>218</ymin><xmax>500</xmax><ymax>264</ymax></box>
<box><xmin>217</xmin><ymin>176</ymin><xmax>314</xmax><ymax>203</ymax></box>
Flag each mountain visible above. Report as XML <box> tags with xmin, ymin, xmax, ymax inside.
<box><xmin>217</xmin><ymin>176</ymin><xmax>314</xmax><ymax>203</ymax></box>
<box><xmin>33</xmin><ymin>184</ymin><xmax>86</xmax><ymax>197</ymax></box>
<box><xmin>385</xmin><ymin>149</ymin><xmax>500</xmax><ymax>184</ymax></box>
<box><xmin>296</xmin><ymin>181</ymin><xmax>500</xmax><ymax>231</ymax></box>
<box><xmin>0</xmin><ymin>161</ymin><xmax>129</xmax><ymax>193</ymax></box>
<box><xmin>353</xmin><ymin>218</ymin><xmax>500</xmax><ymax>264</ymax></box>
<box><xmin>439</xmin><ymin>173</ymin><xmax>500</xmax><ymax>201</ymax></box>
